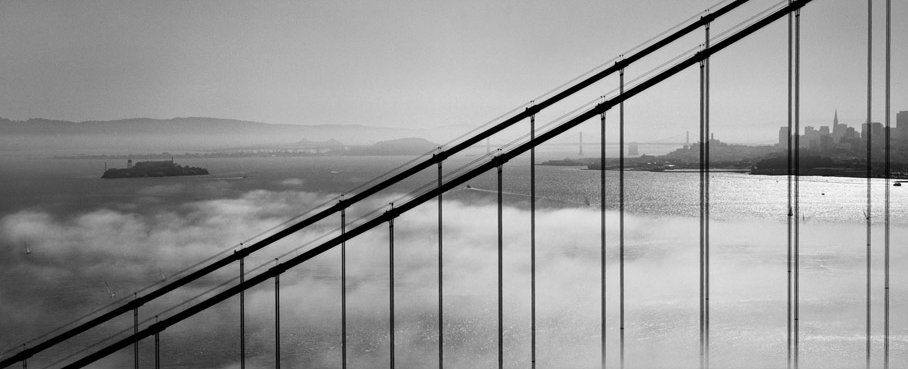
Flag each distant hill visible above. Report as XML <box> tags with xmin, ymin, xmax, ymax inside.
<box><xmin>0</xmin><ymin>116</ymin><xmax>400</xmax><ymax>141</ymax></box>
<box><xmin>346</xmin><ymin>137</ymin><xmax>439</xmax><ymax>156</ymax></box>
<box><xmin>0</xmin><ymin>116</ymin><xmax>470</xmax><ymax>156</ymax></box>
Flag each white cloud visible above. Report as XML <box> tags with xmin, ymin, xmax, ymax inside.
<box><xmin>2</xmin><ymin>190</ymin><xmax>907</xmax><ymax>368</ymax></box>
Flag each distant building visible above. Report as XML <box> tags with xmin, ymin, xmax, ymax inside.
<box><xmin>804</xmin><ymin>126</ymin><xmax>821</xmax><ymax>150</ymax></box>
<box><xmin>862</xmin><ymin>122</ymin><xmax>884</xmax><ymax>146</ymax></box>
<box><xmin>845</xmin><ymin>126</ymin><xmax>858</xmax><ymax>140</ymax></box>
<box><xmin>832</xmin><ymin>110</ymin><xmax>847</xmax><ymax>143</ymax></box>
<box><xmin>778</xmin><ymin>126</ymin><xmax>789</xmax><ymax>147</ymax></box>
<box><xmin>898</xmin><ymin>111</ymin><xmax>908</xmax><ymax>141</ymax></box>
<box><xmin>777</xmin><ymin>109</ymin><xmax>908</xmax><ymax>154</ymax></box>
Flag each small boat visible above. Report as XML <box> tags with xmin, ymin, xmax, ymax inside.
<box><xmin>895</xmin><ymin>182</ymin><xmax>902</xmax><ymax>187</ymax></box>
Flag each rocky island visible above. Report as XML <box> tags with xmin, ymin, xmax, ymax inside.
<box><xmin>102</xmin><ymin>159</ymin><xmax>209</xmax><ymax>178</ymax></box>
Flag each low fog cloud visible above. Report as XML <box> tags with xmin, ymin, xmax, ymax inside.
<box><xmin>2</xmin><ymin>188</ymin><xmax>907</xmax><ymax>368</ymax></box>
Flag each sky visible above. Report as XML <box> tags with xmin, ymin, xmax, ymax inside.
<box><xmin>0</xmin><ymin>0</ymin><xmax>906</xmax><ymax>143</ymax></box>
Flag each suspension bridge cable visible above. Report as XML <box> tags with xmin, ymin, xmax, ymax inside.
<box><xmin>154</xmin><ymin>320</ymin><xmax>160</xmax><ymax>369</ymax></box>
<box><xmin>865</xmin><ymin>0</ymin><xmax>873</xmax><ymax>366</ymax></box>
<box><xmin>530</xmin><ymin>0</ymin><xmax>734</xmax><ymax>106</ymax></box>
<box><xmin>704</xmin><ymin>19</ymin><xmax>712</xmax><ymax>369</ymax></box>
<box><xmin>437</xmin><ymin>160</ymin><xmax>444</xmax><ymax>369</ymax></box>
<box><xmin>63</xmin><ymin>1</ymin><xmax>750</xmax><ymax>360</ymax></box>
<box><xmin>884</xmin><ymin>0</ymin><xmax>891</xmax><ymax>367</ymax></box>
<box><xmin>699</xmin><ymin>43</ymin><xmax>706</xmax><ymax>369</ymax></box>
<box><xmin>389</xmin><ymin>216</ymin><xmax>395</xmax><ymax>369</ymax></box>
<box><xmin>793</xmin><ymin>7</ymin><xmax>801</xmax><ymax>368</ymax></box>
<box><xmin>786</xmin><ymin>2</ymin><xmax>793</xmax><ymax>367</ymax></box>
<box><xmin>54</xmin><ymin>2</ymin><xmax>816</xmax><ymax>367</ymax></box>
<box><xmin>3</xmin><ymin>194</ymin><xmax>342</xmax><ymax>359</ymax></box>
<box><xmin>275</xmin><ymin>274</ymin><xmax>281</xmax><ymax>369</ymax></box>
<box><xmin>530</xmin><ymin>114</ymin><xmax>538</xmax><ymax>369</ymax></box>
<box><xmin>47</xmin><ymin>254</ymin><xmax>284</xmax><ymax>369</ymax></box>
<box><xmin>4</xmin><ymin>3</ymin><xmax>760</xmax><ymax>366</ymax></box>
<box><xmin>496</xmin><ymin>44</ymin><xmax>702</xmax><ymax>154</ymax></box>
<box><xmin>341</xmin><ymin>208</ymin><xmax>347</xmax><ymax>369</ymax></box>
<box><xmin>240</xmin><ymin>256</ymin><xmax>246</xmax><ymax>369</ymax></box>
<box><xmin>133</xmin><ymin>305</ymin><xmax>139</xmax><ymax>369</ymax></box>
<box><xmin>619</xmin><ymin>65</ymin><xmax>626</xmax><ymax>369</ymax></box>
<box><xmin>497</xmin><ymin>164</ymin><xmax>504</xmax><ymax>369</ymax></box>
<box><xmin>599</xmin><ymin>111</ymin><xmax>607</xmax><ymax>369</ymax></box>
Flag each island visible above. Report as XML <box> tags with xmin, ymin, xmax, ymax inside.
<box><xmin>102</xmin><ymin>159</ymin><xmax>209</xmax><ymax>179</ymax></box>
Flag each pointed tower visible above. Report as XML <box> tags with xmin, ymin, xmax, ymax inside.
<box><xmin>832</xmin><ymin>109</ymin><xmax>846</xmax><ymax>144</ymax></box>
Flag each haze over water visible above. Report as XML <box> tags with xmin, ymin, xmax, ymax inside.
<box><xmin>1</xmin><ymin>154</ymin><xmax>906</xmax><ymax>368</ymax></box>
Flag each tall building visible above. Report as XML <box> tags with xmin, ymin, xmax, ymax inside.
<box><xmin>862</xmin><ymin>122</ymin><xmax>884</xmax><ymax>151</ymax></box>
<box><xmin>804</xmin><ymin>126</ymin><xmax>821</xmax><ymax>150</ymax></box>
<box><xmin>832</xmin><ymin>110</ymin><xmax>847</xmax><ymax>143</ymax></box>
<box><xmin>778</xmin><ymin>126</ymin><xmax>789</xmax><ymax>147</ymax></box>
<box><xmin>898</xmin><ymin>111</ymin><xmax>908</xmax><ymax>141</ymax></box>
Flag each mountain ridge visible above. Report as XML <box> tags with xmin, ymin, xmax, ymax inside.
<box><xmin>0</xmin><ymin>116</ymin><xmax>472</xmax><ymax>156</ymax></box>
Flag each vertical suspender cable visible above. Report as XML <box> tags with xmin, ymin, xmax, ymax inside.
<box><xmin>154</xmin><ymin>326</ymin><xmax>160</xmax><ymax>369</ymax></box>
<box><xmin>498</xmin><ymin>164</ymin><xmax>504</xmax><ymax>369</ymax></box>
<box><xmin>389</xmin><ymin>216</ymin><xmax>395</xmax><ymax>369</ymax></box>
<box><xmin>341</xmin><ymin>208</ymin><xmax>347</xmax><ymax>369</ymax></box>
<box><xmin>697</xmin><ymin>54</ymin><xmax>706</xmax><ymax>369</ymax></box>
<box><xmin>133</xmin><ymin>304</ymin><xmax>138</xmax><ymax>369</ymax></box>
<box><xmin>698</xmin><ymin>41</ymin><xmax>706</xmax><ymax>369</ymax></box>
<box><xmin>600</xmin><ymin>111</ymin><xmax>607</xmax><ymax>369</ymax></box>
<box><xmin>275</xmin><ymin>274</ymin><xmax>281</xmax><ymax>369</ymax></box>
<box><xmin>240</xmin><ymin>256</ymin><xmax>245</xmax><ymax>369</ymax></box>
<box><xmin>884</xmin><ymin>0</ymin><xmax>891</xmax><ymax>367</ymax></box>
<box><xmin>786</xmin><ymin>4</ymin><xmax>794</xmax><ymax>368</ymax></box>
<box><xmin>865</xmin><ymin>1</ymin><xmax>873</xmax><ymax>366</ymax></box>
<box><xmin>704</xmin><ymin>20</ymin><xmax>711</xmax><ymax>368</ymax></box>
<box><xmin>794</xmin><ymin>8</ymin><xmax>801</xmax><ymax>369</ymax></box>
<box><xmin>618</xmin><ymin>66</ymin><xmax>626</xmax><ymax>369</ymax></box>
<box><xmin>530</xmin><ymin>114</ymin><xmax>537</xmax><ymax>369</ymax></box>
<box><xmin>438</xmin><ymin>160</ymin><xmax>444</xmax><ymax>369</ymax></box>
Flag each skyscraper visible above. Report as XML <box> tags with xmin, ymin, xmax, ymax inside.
<box><xmin>898</xmin><ymin>111</ymin><xmax>908</xmax><ymax>141</ymax></box>
<box><xmin>862</xmin><ymin>122</ymin><xmax>884</xmax><ymax>152</ymax></box>
<box><xmin>832</xmin><ymin>109</ymin><xmax>847</xmax><ymax>143</ymax></box>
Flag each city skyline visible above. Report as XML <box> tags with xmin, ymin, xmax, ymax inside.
<box><xmin>778</xmin><ymin>109</ymin><xmax>908</xmax><ymax>152</ymax></box>
<box><xmin>0</xmin><ymin>0</ymin><xmax>905</xmax><ymax>144</ymax></box>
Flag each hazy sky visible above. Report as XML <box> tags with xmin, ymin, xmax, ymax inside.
<box><xmin>0</xmin><ymin>0</ymin><xmax>905</xmax><ymax>142</ymax></box>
